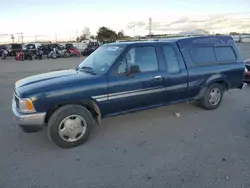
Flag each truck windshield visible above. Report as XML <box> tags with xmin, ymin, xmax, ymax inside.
<box><xmin>78</xmin><ymin>45</ymin><xmax>125</xmax><ymax>74</ymax></box>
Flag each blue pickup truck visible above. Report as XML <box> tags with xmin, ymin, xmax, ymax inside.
<box><xmin>12</xmin><ymin>36</ymin><xmax>245</xmax><ymax>148</ymax></box>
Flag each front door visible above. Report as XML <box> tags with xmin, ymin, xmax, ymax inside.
<box><xmin>106</xmin><ymin>45</ymin><xmax>165</xmax><ymax>115</ymax></box>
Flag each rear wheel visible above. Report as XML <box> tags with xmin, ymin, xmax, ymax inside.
<box><xmin>200</xmin><ymin>83</ymin><xmax>224</xmax><ymax>110</ymax></box>
<box><xmin>47</xmin><ymin>105</ymin><xmax>94</xmax><ymax>148</ymax></box>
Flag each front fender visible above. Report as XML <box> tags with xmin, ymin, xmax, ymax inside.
<box><xmin>44</xmin><ymin>97</ymin><xmax>102</xmax><ymax>124</ymax></box>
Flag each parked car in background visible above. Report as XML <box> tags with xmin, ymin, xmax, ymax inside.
<box><xmin>244</xmin><ymin>59</ymin><xmax>250</xmax><ymax>83</ymax></box>
<box><xmin>65</xmin><ymin>43</ymin><xmax>74</xmax><ymax>50</ymax></box>
<box><xmin>7</xmin><ymin>43</ymin><xmax>23</xmax><ymax>56</ymax></box>
<box><xmin>23</xmin><ymin>43</ymin><xmax>42</xmax><ymax>50</ymax></box>
<box><xmin>38</xmin><ymin>44</ymin><xmax>51</xmax><ymax>55</ymax></box>
<box><xmin>81</xmin><ymin>42</ymin><xmax>100</xmax><ymax>56</ymax></box>
<box><xmin>24</xmin><ymin>43</ymin><xmax>37</xmax><ymax>55</ymax></box>
<box><xmin>72</xmin><ymin>42</ymin><xmax>88</xmax><ymax>53</ymax></box>
<box><xmin>12</xmin><ymin>36</ymin><xmax>245</xmax><ymax>148</ymax></box>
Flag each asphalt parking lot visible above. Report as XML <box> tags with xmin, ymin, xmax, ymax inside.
<box><xmin>0</xmin><ymin>43</ymin><xmax>250</xmax><ymax>188</ymax></box>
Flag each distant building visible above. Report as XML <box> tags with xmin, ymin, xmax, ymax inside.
<box><xmin>179</xmin><ymin>29</ymin><xmax>210</xmax><ymax>36</ymax></box>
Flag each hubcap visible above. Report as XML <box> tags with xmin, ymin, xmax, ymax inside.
<box><xmin>208</xmin><ymin>88</ymin><xmax>221</xmax><ymax>106</ymax></box>
<box><xmin>58</xmin><ymin>115</ymin><xmax>87</xmax><ymax>142</ymax></box>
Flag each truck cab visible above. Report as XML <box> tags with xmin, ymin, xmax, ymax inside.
<box><xmin>12</xmin><ymin>36</ymin><xmax>245</xmax><ymax>148</ymax></box>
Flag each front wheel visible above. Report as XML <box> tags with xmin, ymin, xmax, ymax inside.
<box><xmin>200</xmin><ymin>83</ymin><xmax>224</xmax><ymax>110</ymax></box>
<box><xmin>47</xmin><ymin>105</ymin><xmax>94</xmax><ymax>148</ymax></box>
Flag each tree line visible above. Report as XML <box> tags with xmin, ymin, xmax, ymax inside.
<box><xmin>76</xmin><ymin>26</ymin><xmax>131</xmax><ymax>43</ymax></box>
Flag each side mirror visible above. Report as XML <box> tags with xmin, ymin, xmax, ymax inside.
<box><xmin>129</xmin><ymin>65</ymin><xmax>140</xmax><ymax>75</ymax></box>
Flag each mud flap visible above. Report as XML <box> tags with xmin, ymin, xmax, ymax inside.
<box><xmin>237</xmin><ymin>83</ymin><xmax>247</xmax><ymax>89</ymax></box>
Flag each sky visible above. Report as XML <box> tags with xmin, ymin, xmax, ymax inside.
<box><xmin>1</xmin><ymin>0</ymin><xmax>250</xmax><ymax>42</ymax></box>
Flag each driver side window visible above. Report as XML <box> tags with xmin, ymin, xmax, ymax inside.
<box><xmin>117</xmin><ymin>48</ymin><xmax>135</xmax><ymax>74</ymax></box>
<box><xmin>117</xmin><ymin>46</ymin><xmax>158</xmax><ymax>74</ymax></box>
<box><xmin>118</xmin><ymin>60</ymin><xmax>127</xmax><ymax>74</ymax></box>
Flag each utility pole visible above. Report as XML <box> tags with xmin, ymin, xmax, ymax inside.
<box><xmin>149</xmin><ymin>17</ymin><xmax>152</xmax><ymax>38</ymax></box>
<box><xmin>55</xmin><ymin>33</ymin><xmax>57</xmax><ymax>42</ymax></box>
<box><xmin>11</xmin><ymin>34</ymin><xmax>15</xmax><ymax>43</ymax></box>
<box><xmin>20</xmin><ymin>32</ymin><xmax>24</xmax><ymax>44</ymax></box>
<box><xmin>17</xmin><ymin>32</ymin><xmax>24</xmax><ymax>43</ymax></box>
<box><xmin>17</xmin><ymin>33</ymin><xmax>20</xmax><ymax>43</ymax></box>
<box><xmin>133</xmin><ymin>25</ymin><xmax>136</xmax><ymax>39</ymax></box>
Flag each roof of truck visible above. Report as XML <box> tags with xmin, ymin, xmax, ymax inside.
<box><xmin>108</xmin><ymin>35</ymin><xmax>234</xmax><ymax>46</ymax></box>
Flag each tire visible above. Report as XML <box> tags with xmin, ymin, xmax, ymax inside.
<box><xmin>200</xmin><ymin>83</ymin><xmax>224</xmax><ymax>110</ymax></box>
<box><xmin>47</xmin><ymin>105</ymin><xmax>94</xmax><ymax>148</ymax></box>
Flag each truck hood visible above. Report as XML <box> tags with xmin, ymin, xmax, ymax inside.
<box><xmin>16</xmin><ymin>69</ymin><xmax>78</xmax><ymax>88</ymax></box>
<box><xmin>15</xmin><ymin>69</ymin><xmax>101</xmax><ymax>98</ymax></box>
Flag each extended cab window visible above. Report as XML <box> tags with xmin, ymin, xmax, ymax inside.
<box><xmin>118</xmin><ymin>46</ymin><xmax>158</xmax><ymax>74</ymax></box>
<box><xmin>214</xmin><ymin>46</ymin><xmax>236</xmax><ymax>61</ymax></box>
<box><xmin>189</xmin><ymin>46</ymin><xmax>236</xmax><ymax>65</ymax></box>
<box><xmin>190</xmin><ymin>47</ymin><xmax>216</xmax><ymax>65</ymax></box>
<box><xmin>162</xmin><ymin>45</ymin><xmax>180</xmax><ymax>74</ymax></box>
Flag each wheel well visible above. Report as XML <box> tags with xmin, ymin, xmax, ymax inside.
<box><xmin>217</xmin><ymin>81</ymin><xmax>229</xmax><ymax>91</ymax></box>
<box><xmin>194</xmin><ymin>80</ymin><xmax>229</xmax><ymax>100</ymax></box>
<box><xmin>44</xmin><ymin>100</ymin><xmax>101</xmax><ymax>124</ymax></box>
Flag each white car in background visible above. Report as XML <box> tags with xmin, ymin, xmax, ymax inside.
<box><xmin>23</xmin><ymin>43</ymin><xmax>42</xmax><ymax>50</ymax></box>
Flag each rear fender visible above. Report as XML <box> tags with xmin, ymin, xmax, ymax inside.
<box><xmin>205</xmin><ymin>74</ymin><xmax>231</xmax><ymax>89</ymax></box>
<box><xmin>194</xmin><ymin>74</ymin><xmax>230</xmax><ymax>100</ymax></box>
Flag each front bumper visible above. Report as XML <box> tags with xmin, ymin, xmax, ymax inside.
<box><xmin>12</xmin><ymin>98</ymin><xmax>46</xmax><ymax>126</ymax></box>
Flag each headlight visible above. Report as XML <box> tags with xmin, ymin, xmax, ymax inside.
<box><xmin>245</xmin><ymin>67</ymin><xmax>248</xmax><ymax>72</ymax></box>
<box><xmin>18</xmin><ymin>98</ymin><xmax>36</xmax><ymax>113</ymax></box>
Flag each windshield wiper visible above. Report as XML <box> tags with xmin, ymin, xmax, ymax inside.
<box><xmin>75</xmin><ymin>65</ymin><xmax>79</xmax><ymax>71</ymax></box>
<box><xmin>79</xmin><ymin>66</ymin><xmax>97</xmax><ymax>75</ymax></box>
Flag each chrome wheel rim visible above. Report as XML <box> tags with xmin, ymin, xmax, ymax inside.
<box><xmin>208</xmin><ymin>88</ymin><xmax>221</xmax><ymax>106</ymax></box>
<box><xmin>58</xmin><ymin>115</ymin><xmax>87</xmax><ymax>142</ymax></box>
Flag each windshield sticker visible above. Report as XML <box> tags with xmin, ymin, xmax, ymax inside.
<box><xmin>106</xmin><ymin>46</ymin><xmax>122</xmax><ymax>51</ymax></box>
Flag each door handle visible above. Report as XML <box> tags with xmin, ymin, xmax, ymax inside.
<box><xmin>154</xmin><ymin>75</ymin><xmax>162</xmax><ymax>81</ymax></box>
